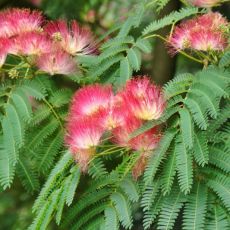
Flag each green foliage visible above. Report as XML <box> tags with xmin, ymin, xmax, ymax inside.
<box><xmin>1</xmin><ymin>1</ymin><xmax>230</xmax><ymax>230</ymax></box>
<box><xmin>143</xmin><ymin>7</ymin><xmax>200</xmax><ymax>35</ymax></box>
<box><xmin>183</xmin><ymin>182</ymin><xmax>208</xmax><ymax>230</ymax></box>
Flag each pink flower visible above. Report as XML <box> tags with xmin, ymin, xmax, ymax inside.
<box><xmin>121</xmin><ymin>77</ymin><xmax>166</xmax><ymax>120</ymax></box>
<box><xmin>197</xmin><ymin>12</ymin><xmax>229</xmax><ymax>31</ymax></box>
<box><xmin>36</xmin><ymin>50</ymin><xmax>77</xmax><ymax>75</ymax></box>
<box><xmin>0</xmin><ymin>8</ymin><xmax>44</xmax><ymax>37</ymax></box>
<box><xmin>167</xmin><ymin>20</ymin><xmax>197</xmax><ymax>54</ymax></box>
<box><xmin>45</xmin><ymin>20</ymin><xmax>97</xmax><ymax>56</ymax></box>
<box><xmin>131</xmin><ymin>128</ymin><xmax>162</xmax><ymax>180</ymax></box>
<box><xmin>69</xmin><ymin>84</ymin><xmax>114</xmax><ymax>118</ymax></box>
<box><xmin>129</xmin><ymin>127</ymin><xmax>161</xmax><ymax>153</ymax></box>
<box><xmin>112</xmin><ymin>114</ymin><xmax>161</xmax><ymax>151</ymax></box>
<box><xmin>187</xmin><ymin>0</ymin><xmax>222</xmax><ymax>8</ymax></box>
<box><xmin>190</xmin><ymin>30</ymin><xmax>227</xmax><ymax>51</ymax></box>
<box><xmin>112</xmin><ymin>115</ymin><xmax>142</xmax><ymax>148</ymax></box>
<box><xmin>65</xmin><ymin>117</ymin><xmax>105</xmax><ymax>171</ymax></box>
<box><xmin>0</xmin><ymin>37</ymin><xmax>11</xmax><ymax>67</ymax></box>
<box><xmin>13</xmin><ymin>31</ymin><xmax>52</xmax><ymax>56</ymax></box>
<box><xmin>167</xmin><ymin>12</ymin><xmax>229</xmax><ymax>53</ymax></box>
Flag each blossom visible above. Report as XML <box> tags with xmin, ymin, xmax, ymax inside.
<box><xmin>121</xmin><ymin>77</ymin><xmax>166</xmax><ymax>120</ymax></box>
<box><xmin>167</xmin><ymin>12</ymin><xmax>229</xmax><ymax>53</ymax></box>
<box><xmin>167</xmin><ymin>20</ymin><xmax>196</xmax><ymax>54</ymax></box>
<box><xmin>45</xmin><ymin>20</ymin><xmax>97</xmax><ymax>56</ymax></box>
<box><xmin>69</xmin><ymin>84</ymin><xmax>114</xmax><ymax>118</ymax></box>
<box><xmin>0</xmin><ymin>37</ymin><xmax>11</xmax><ymax>67</ymax></box>
<box><xmin>36</xmin><ymin>50</ymin><xmax>77</xmax><ymax>75</ymax></box>
<box><xmin>190</xmin><ymin>30</ymin><xmax>227</xmax><ymax>51</ymax></box>
<box><xmin>12</xmin><ymin>31</ymin><xmax>52</xmax><ymax>56</ymax></box>
<box><xmin>129</xmin><ymin>127</ymin><xmax>161</xmax><ymax>153</ymax></box>
<box><xmin>0</xmin><ymin>8</ymin><xmax>43</xmax><ymax>37</ymax></box>
<box><xmin>65</xmin><ymin>117</ymin><xmax>105</xmax><ymax>171</ymax></box>
<box><xmin>187</xmin><ymin>0</ymin><xmax>222</xmax><ymax>8</ymax></box>
<box><xmin>112</xmin><ymin>115</ymin><xmax>142</xmax><ymax>148</ymax></box>
<box><xmin>132</xmin><ymin>154</ymin><xmax>148</xmax><ymax>180</ymax></box>
<box><xmin>112</xmin><ymin>113</ymin><xmax>161</xmax><ymax>150</ymax></box>
<box><xmin>197</xmin><ymin>12</ymin><xmax>229</xmax><ymax>31</ymax></box>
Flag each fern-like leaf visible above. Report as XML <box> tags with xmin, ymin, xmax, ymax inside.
<box><xmin>111</xmin><ymin>192</ymin><xmax>133</xmax><ymax>229</ymax></box>
<box><xmin>183</xmin><ymin>182</ymin><xmax>208</xmax><ymax>230</ymax></box>
<box><xmin>175</xmin><ymin>134</ymin><xmax>193</xmax><ymax>194</ymax></box>
<box><xmin>157</xmin><ymin>186</ymin><xmax>186</xmax><ymax>230</ymax></box>
<box><xmin>144</xmin><ymin>128</ymin><xmax>177</xmax><ymax>184</ymax></box>
<box><xmin>104</xmin><ymin>206</ymin><xmax>119</xmax><ymax>230</ymax></box>
<box><xmin>193</xmin><ymin>131</ymin><xmax>209</xmax><ymax>167</ymax></box>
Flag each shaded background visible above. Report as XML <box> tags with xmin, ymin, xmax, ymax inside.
<box><xmin>0</xmin><ymin>0</ymin><xmax>229</xmax><ymax>229</ymax></box>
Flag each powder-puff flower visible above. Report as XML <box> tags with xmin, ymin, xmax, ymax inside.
<box><xmin>121</xmin><ymin>77</ymin><xmax>166</xmax><ymax>121</ymax></box>
<box><xmin>36</xmin><ymin>50</ymin><xmax>77</xmax><ymax>75</ymax></box>
<box><xmin>197</xmin><ymin>12</ymin><xmax>229</xmax><ymax>31</ymax></box>
<box><xmin>129</xmin><ymin>127</ymin><xmax>161</xmax><ymax>153</ymax></box>
<box><xmin>130</xmin><ymin>128</ymin><xmax>161</xmax><ymax>180</ymax></box>
<box><xmin>13</xmin><ymin>31</ymin><xmax>52</xmax><ymax>56</ymax></box>
<box><xmin>167</xmin><ymin>20</ymin><xmax>196</xmax><ymax>54</ymax></box>
<box><xmin>112</xmin><ymin>113</ymin><xmax>161</xmax><ymax>151</ymax></box>
<box><xmin>0</xmin><ymin>37</ymin><xmax>11</xmax><ymax>67</ymax></box>
<box><xmin>187</xmin><ymin>0</ymin><xmax>222</xmax><ymax>8</ymax></box>
<box><xmin>65</xmin><ymin>117</ymin><xmax>105</xmax><ymax>171</ymax></box>
<box><xmin>45</xmin><ymin>20</ymin><xmax>97</xmax><ymax>56</ymax></box>
<box><xmin>69</xmin><ymin>84</ymin><xmax>114</xmax><ymax>118</ymax></box>
<box><xmin>167</xmin><ymin>12</ymin><xmax>229</xmax><ymax>54</ymax></box>
<box><xmin>190</xmin><ymin>30</ymin><xmax>227</xmax><ymax>51</ymax></box>
<box><xmin>112</xmin><ymin>115</ymin><xmax>142</xmax><ymax>148</ymax></box>
<box><xmin>0</xmin><ymin>8</ymin><xmax>43</xmax><ymax>37</ymax></box>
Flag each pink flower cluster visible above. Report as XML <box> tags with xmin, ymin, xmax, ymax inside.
<box><xmin>168</xmin><ymin>12</ymin><xmax>229</xmax><ymax>54</ymax></box>
<box><xmin>65</xmin><ymin>77</ymin><xmax>166</xmax><ymax>178</ymax></box>
<box><xmin>0</xmin><ymin>8</ymin><xmax>97</xmax><ymax>74</ymax></box>
<box><xmin>187</xmin><ymin>0</ymin><xmax>222</xmax><ymax>8</ymax></box>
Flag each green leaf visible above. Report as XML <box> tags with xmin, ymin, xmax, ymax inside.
<box><xmin>120</xmin><ymin>178</ymin><xmax>139</xmax><ymax>202</ymax></box>
<box><xmin>135</xmin><ymin>38</ymin><xmax>152</xmax><ymax>53</ymax></box>
<box><xmin>143</xmin><ymin>7</ymin><xmax>199</xmax><ymax>35</ymax></box>
<box><xmin>144</xmin><ymin>129</ymin><xmax>177</xmax><ymax>184</ymax></box>
<box><xmin>185</xmin><ymin>97</ymin><xmax>208</xmax><ymax>130</ymax></box>
<box><xmin>161</xmin><ymin>147</ymin><xmax>177</xmax><ymax>195</ymax></box>
<box><xmin>209</xmin><ymin>147</ymin><xmax>230</xmax><ymax>173</ymax></box>
<box><xmin>157</xmin><ymin>186</ymin><xmax>186</xmax><ymax>230</ymax></box>
<box><xmin>111</xmin><ymin>192</ymin><xmax>133</xmax><ymax>229</ymax></box>
<box><xmin>141</xmin><ymin>179</ymin><xmax>161</xmax><ymax>211</ymax></box>
<box><xmin>127</xmin><ymin>48</ymin><xmax>141</xmax><ymax>71</ymax></box>
<box><xmin>104</xmin><ymin>206</ymin><xmax>118</xmax><ymax>230</ymax></box>
<box><xmin>17</xmin><ymin>155</ymin><xmax>40</xmax><ymax>193</ymax></box>
<box><xmin>4</xmin><ymin>103</ymin><xmax>24</xmax><ymax>146</ymax></box>
<box><xmin>219</xmin><ymin>51</ymin><xmax>230</xmax><ymax>68</ymax></box>
<box><xmin>207</xmin><ymin>175</ymin><xmax>230</xmax><ymax>212</ymax></box>
<box><xmin>193</xmin><ymin>131</ymin><xmax>209</xmax><ymax>167</ymax></box>
<box><xmin>11</xmin><ymin>89</ymin><xmax>32</xmax><ymax>122</ymax></box>
<box><xmin>143</xmin><ymin>194</ymin><xmax>163</xmax><ymax>230</ymax></box>
<box><xmin>119</xmin><ymin>57</ymin><xmax>132</xmax><ymax>85</ymax></box>
<box><xmin>65</xmin><ymin>166</ymin><xmax>81</xmax><ymax>206</ymax></box>
<box><xmin>179</xmin><ymin>108</ymin><xmax>193</xmax><ymax>149</ymax></box>
<box><xmin>36</xmin><ymin>131</ymin><xmax>63</xmax><ymax>174</ymax></box>
<box><xmin>175</xmin><ymin>135</ymin><xmax>193</xmax><ymax>194</ymax></box>
<box><xmin>183</xmin><ymin>182</ymin><xmax>208</xmax><ymax>230</ymax></box>
<box><xmin>206</xmin><ymin>204</ymin><xmax>230</xmax><ymax>230</ymax></box>
<box><xmin>0</xmin><ymin>140</ymin><xmax>15</xmax><ymax>189</ymax></box>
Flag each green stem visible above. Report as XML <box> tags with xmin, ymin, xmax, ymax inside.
<box><xmin>143</xmin><ymin>34</ymin><xmax>204</xmax><ymax>64</ymax></box>
<box><xmin>43</xmin><ymin>98</ymin><xmax>64</xmax><ymax>130</ymax></box>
